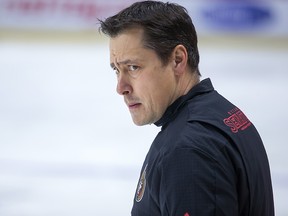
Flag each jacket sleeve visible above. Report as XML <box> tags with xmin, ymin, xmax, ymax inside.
<box><xmin>158</xmin><ymin>147</ymin><xmax>239</xmax><ymax>216</ymax></box>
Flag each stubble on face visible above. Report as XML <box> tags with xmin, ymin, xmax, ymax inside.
<box><xmin>109</xmin><ymin>28</ymin><xmax>177</xmax><ymax>126</ymax></box>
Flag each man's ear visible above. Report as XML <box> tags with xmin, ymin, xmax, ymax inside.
<box><xmin>172</xmin><ymin>44</ymin><xmax>188</xmax><ymax>75</ymax></box>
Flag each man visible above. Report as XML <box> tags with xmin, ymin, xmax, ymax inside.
<box><xmin>99</xmin><ymin>1</ymin><xmax>274</xmax><ymax>215</ymax></box>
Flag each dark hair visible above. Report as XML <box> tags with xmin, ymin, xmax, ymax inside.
<box><xmin>99</xmin><ymin>1</ymin><xmax>200</xmax><ymax>75</ymax></box>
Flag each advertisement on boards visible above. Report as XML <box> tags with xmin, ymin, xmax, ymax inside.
<box><xmin>0</xmin><ymin>0</ymin><xmax>288</xmax><ymax>36</ymax></box>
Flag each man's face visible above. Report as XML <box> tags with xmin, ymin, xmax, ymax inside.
<box><xmin>109</xmin><ymin>28</ymin><xmax>178</xmax><ymax>126</ymax></box>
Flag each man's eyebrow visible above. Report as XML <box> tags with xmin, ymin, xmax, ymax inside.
<box><xmin>110</xmin><ymin>59</ymin><xmax>137</xmax><ymax>69</ymax></box>
<box><xmin>110</xmin><ymin>62</ymin><xmax>116</xmax><ymax>69</ymax></box>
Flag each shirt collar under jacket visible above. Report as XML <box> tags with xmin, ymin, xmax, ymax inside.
<box><xmin>154</xmin><ymin>78</ymin><xmax>214</xmax><ymax>128</ymax></box>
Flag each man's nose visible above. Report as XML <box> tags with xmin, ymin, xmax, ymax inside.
<box><xmin>116</xmin><ymin>74</ymin><xmax>132</xmax><ymax>95</ymax></box>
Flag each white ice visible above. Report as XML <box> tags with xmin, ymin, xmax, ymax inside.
<box><xmin>0</xmin><ymin>40</ymin><xmax>287</xmax><ymax>215</ymax></box>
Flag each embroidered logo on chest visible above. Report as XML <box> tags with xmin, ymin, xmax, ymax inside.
<box><xmin>135</xmin><ymin>163</ymin><xmax>148</xmax><ymax>202</ymax></box>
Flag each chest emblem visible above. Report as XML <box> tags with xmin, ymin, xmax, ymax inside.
<box><xmin>135</xmin><ymin>163</ymin><xmax>148</xmax><ymax>202</ymax></box>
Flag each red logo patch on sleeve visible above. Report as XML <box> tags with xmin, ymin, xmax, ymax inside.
<box><xmin>224</xmin><ymin>107</ymin><xmax>251</xmax><ymax>133</ymax></box>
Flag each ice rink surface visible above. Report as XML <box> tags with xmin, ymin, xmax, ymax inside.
<box><xmin>0</xmin><ymin>38</ymin><xmax>287</xmax><ymax>215</ymax></box>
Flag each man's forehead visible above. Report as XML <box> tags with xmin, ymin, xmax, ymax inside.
<box><xmin>109</xmin><ymin>28</ymin><xmax>145</xmax><ymax>50</ymax></box>
<box><xmin>109</xmin><ymin>35</ymin><xmax>145</xmax><ymax>65</ymax></box>
<box><xmin>109</xmin><ymin>46</ymin><xmax>140</xmax><ymax>66</ymax></box>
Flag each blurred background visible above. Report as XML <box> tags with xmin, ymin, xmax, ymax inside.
<box><xmin>0</xmin><ymin>0</ymin><xmax>287</xmax><ymax>215</ymax></box>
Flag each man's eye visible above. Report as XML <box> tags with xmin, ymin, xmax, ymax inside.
<box><xmin>128</xmin><ymin>65</ymin><xmax>139</xmax><ymax>71</ymax></box>
<box><xmin>112</xmin><ymin>67</ymin><xmax>120</xmax><ymax>75</ymax></box>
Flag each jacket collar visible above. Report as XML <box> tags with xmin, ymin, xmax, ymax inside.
<box><xmin>154</xmin><ymin>78</ymin><xmax>214</xmax><ymax>127</ymax></box>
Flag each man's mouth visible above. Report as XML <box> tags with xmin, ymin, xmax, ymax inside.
<box><xmin>128</xmin><ymin>103</ymin><xmax>141</xmax><ymax>109</ymax></box>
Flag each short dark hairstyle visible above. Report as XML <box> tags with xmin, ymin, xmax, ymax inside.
<box><xmin>99</xmin><ymin>1</ymin><xmax>200</xmax><ymax>75</ymax></box>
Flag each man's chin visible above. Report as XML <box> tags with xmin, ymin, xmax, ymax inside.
<box><xmin>131</xmin><ymin>117</ymin><xmax>150</xmax><ymax>126</ymax></box>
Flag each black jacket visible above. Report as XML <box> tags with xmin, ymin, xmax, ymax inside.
<box><xmin>131</xmin><ymin>78</ymin><xmax>274</xmax><ymax>216</ymax></box>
